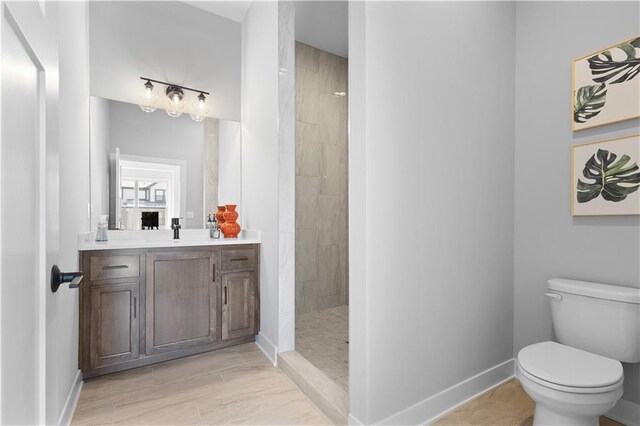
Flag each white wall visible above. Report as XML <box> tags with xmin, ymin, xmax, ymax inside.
<box><xmin>514</xmin><ymin>1</ymin><xmax>640</xmax><ymax>407</ymax></box>
<box><xmin>218</xmin><ymin>120</ymin><xmax>242</xmax><ymax>209</ymax></box>
<box><xmin>241</xmin><ymin>0</ymin><xmax>280</xmax><ymax>360</ymax></box>
<box><xmin>90</xmin><ymin>97</ymin><xmax>110</xmax><ymax>225</ymax></box>
<box><xmin>349</xmin><ymin>2</ymin><xmax>516</xmax><ymax>423</ymax></box>
<box><xmin>89</xmin><ymin>1</ymin><xmax>241</xmax><ymax>121</ymax></box>
<box><xmin>56</xmin><ymin>1</ymin><xmax>90</xmax><ymax>424</ymax></box>
<box><xmin>107</xmin><ymin>99</ymin><xmax>205</xmax><ymax>229</ymax></box>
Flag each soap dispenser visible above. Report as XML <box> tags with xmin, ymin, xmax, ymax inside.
<box><xmin>95</xmin><ymin>215</ymin><xmax>109</xmax><ymax>242</ymax></box>
<box><xmin>211</xmin><ymin>216</ymin><xmax>220</xmax><ymax>239</ymax></box>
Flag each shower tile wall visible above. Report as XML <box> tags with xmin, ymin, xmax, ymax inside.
<box><xmin>295</xmin><ymin>42</ymin><xmax>348</xmax><ymax>315</ymax></box>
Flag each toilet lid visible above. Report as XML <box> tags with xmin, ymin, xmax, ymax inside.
<box><xmin>518</xmin><ymin>341</ymin><xmax>623</xmax><ymax>388</ymax></box>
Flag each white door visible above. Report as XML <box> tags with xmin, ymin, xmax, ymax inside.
<box><xmin>0</xmin><ymin>2</ymin><xmax>59</xmax><ymax>423</ymax></box>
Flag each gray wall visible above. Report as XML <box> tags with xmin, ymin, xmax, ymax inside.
<box><xmin>514</xmin><ymin>1</ymin><xmax>640</xmax><ymax>405</ymax></box>
<box><xmin>107</xmin><ymin>99</ymin><xmax>206</xmax><ymax>229</ymax></box>
<box><xmin>295</xmin><ymin>42</ymin><xmax>348</xmax><ymax>316</ymax></box>
<box><xmin>349</xmin><ymin>2</ymin><xmax>516</xmax><ymax>423</ymax></box>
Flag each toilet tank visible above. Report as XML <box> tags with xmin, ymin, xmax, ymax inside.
<box><xmin>547</xmin><ymin>278</ymin><xmax>640</xmax><ymax>363</ymax></box>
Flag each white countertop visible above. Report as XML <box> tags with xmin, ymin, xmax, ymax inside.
<box><xmin>78</xmin><ymin>229</ymin><xmax>261</xmax><ymax>251</ymax></box>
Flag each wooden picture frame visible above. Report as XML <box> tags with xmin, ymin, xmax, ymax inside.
<box><xmin>572</xmin><ymin>35</ymin><xmax>640</xmax><ymax>131</ymax></box>
<box><xmin>571</xmin><ymin>134</ymin><xmax>640</xmax><ymax>216</ymax></box>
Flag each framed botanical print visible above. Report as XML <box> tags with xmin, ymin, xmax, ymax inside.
<box><xmin>572</xmin><ymin>134</ymin><xmax>640</xmax><ymax>216</ymax></box>
<box><xmin>572</xmin><ymin>35</ymin><xmax>640</xmax><ymax>131</ymax></box>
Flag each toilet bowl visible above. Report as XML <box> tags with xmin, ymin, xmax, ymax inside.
<box><xmin>517</xmin><ymin>279</ymin><xmax>639</xmax><ymax>426</ymax></box>
<box><xmin>517</xmin><ymin>341</ymin><xmax>624</xmax><ymax>426</ymax></box>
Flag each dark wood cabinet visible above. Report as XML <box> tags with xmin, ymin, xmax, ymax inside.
<box><xmin>222</xmin><ymin>271</ymin><xmax>256</xmax><ymax>340</ymax></box>
<box><xmin>145</xmin><ymin>251</ymin><xmax>219</xmax><ymax>354</ymax></box>
<box><xmin>89</xmin><ymin>281</ymin><xmax>140</xmax><ymax>368</ymax></box>
<box><xmin>79</xmin><ymin>244</ymin><xmax>259</xmax><ymax>378</ymax></box>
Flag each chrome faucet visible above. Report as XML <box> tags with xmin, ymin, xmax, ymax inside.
<box><xmin>171</xmin><ymin>218</ymin><xmax>181</xmax><ymax>239</ymax></box>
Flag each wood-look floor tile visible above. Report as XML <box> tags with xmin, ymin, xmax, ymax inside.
<box><xmin>197</xmin><ymin>375</ymin><xmax>303</xmax><ymax>423</ymax></box>
<box><xmin>432</xmin><ymin>379</ymin><xmax>624</xmax><ymax>426</ymax></box>
<box><xmin>111</xmin><ymin>371</ymin><xmax>225</xmax><ymax>423</ymax></box>
<box><xmin>72</xmin><ymin>343</ymin><xmax>328</xmax><ymax>426</ymax></box>
<box><xmin>152</xmin><ymin>348</ymin><xmax>245</xmax><ymax>385</ymax></box>
<box><xmin>79</xmin><ymin>366</ymin><xmax>156</xmax><ymax>405</ymax></box>
<box><xmin>114</xmin><ymin>400</ymin><xmax>202</xmax><ymax>425</ymax></box>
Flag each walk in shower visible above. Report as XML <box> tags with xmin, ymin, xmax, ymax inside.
<box><xmin>295</xmin><ymin>39</ymin><xmax>348</xmax><ymax>392</ymax></box>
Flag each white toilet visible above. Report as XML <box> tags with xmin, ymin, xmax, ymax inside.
<box><xmin>517</xmin><ymin>278</ymin><xmax>640</xmax><ymax>426</ymax></box>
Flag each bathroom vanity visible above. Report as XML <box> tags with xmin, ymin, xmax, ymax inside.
<box><xmin>78</xmin><ymin>232</ymin><xmax>260</xmax><ymax>378</ymax></box>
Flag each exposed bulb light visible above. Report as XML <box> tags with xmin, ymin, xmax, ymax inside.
<box><xmin>165</xmin><ymin>85</ymin><xmax>185</xmax><ymax>117</ymax></box>
<box><xmin>137</xmin><ymin>78</ymin><xmax>211</xmax><ymax>120</ymax></box>
<box><xmin>190</xmin><ymin>93</ymin><xmax>210</xmax><ymax>122</ymax></box>
<box><xmin>139</xmin><ymin>80</ymin><xmax>159</xmax><ymax>112</ymax></box>
<box><xmin>333</xmin><ymin>91</ymin><xmax>347</xmax><ymax>97</ymax></box>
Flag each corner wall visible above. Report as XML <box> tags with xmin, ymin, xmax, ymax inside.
<box><xmin>514</xmin><ymin>1</ymin><xmax>640</xmax><ymax>408</ymax></box>
<box><xmin>57</xmin><ymin>1</ymin><xmax>91</xmax><ymax>423</ymax></box>
<box><xmin>241</xmin><ymin>0</ymin><xmax>280</xmax><ymax>360</ymax></box>
<box><xmin>348</xmin><ymin>2</ymin><xmax>516</xmax><ymax>423</ymax></box>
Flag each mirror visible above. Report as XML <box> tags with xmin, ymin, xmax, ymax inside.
<box><xmin>87</xmin><ymin>1</ymin><xmax>243</xmax><ymax>231</ymax></box>
<box><xmin>90</xmin><ymin>97</ymin><xmax>241</xmax><ymax>230</ymax></box>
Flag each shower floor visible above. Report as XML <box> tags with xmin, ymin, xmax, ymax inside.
<box><xmin>295</xmin><ymin>305</ymin><xmax>349</xmax><ymax>391</ymax></box>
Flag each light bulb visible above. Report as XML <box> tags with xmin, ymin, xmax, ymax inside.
<box><xmin>138</xmin><ymin>81</ymin><xmax>158</xmax><ymax>113</ymax></box>
<box><xmin>190</xmin><ymin>93</ymin><xmax>210</xmax><ymax>122</ymax></box>
<box><xmin>165</xmin><ymin>86</ymin><xmax>185</xmax><ymax>118</ymax></box>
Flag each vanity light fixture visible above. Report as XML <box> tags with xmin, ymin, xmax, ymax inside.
<box><xmin>138</xmin><ymin>77</ymin><xmax>211</xmax><ymax>122</ymax></box>
<box><xmin>165</xmin><ymin>85</ymin><xmax>185</xmax><ymax>117</ymax></box>
<box><xmin>333</xmin><ymin>91</ymin><xmax>347</xmax><ymax>97</ymax></box>
<box><xmin>190</xmin><ymin>93</ymin><xmax>210</xmax><ymax>122</ymax></box>
<box><xmin>139</xmin><ymin>80</ymin><xmax>159</xmax><ymax>112</ymax></box>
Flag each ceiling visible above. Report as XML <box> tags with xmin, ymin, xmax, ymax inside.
<box><xmin>294</xmin><ymin>1</ymin><xmax>348</xmax><ymax>58</ymax></box>
<box><xmin>182</xmin><ymin>1</ymin><xmax>252</xmax><ymax>23</ymax></box>
<box><xmin>89</xmin><ymin>1</ymin><xmax>241</xmax><ymax>121</ymax></box>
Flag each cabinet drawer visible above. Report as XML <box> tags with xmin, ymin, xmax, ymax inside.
<box><xmin>90</xmin><ymin>255</ymin><xmax>140</xmax><ymax>280</ymax></box>
<box><xmin>221</xmin><ymin>249</ymin><xmax>255</xmax><ymax>271</ymax></box>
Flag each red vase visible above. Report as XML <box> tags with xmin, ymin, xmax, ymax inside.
<box><xmin>216</xmin><ymin>206</ymin><xmax>226</xmax><ymax>227</ymax></box>
<box><xmin>221</xmin><ymin>204</ymin><xmax>241</xmax><ymax>238</ymax></box>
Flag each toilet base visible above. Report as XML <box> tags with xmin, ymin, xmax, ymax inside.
<box><xmin>517</xmin><ymin>362</ymin><xmax>623</xmax><ymax>426</ymax></box>
<box><xmin>533</xmin><ymin>404</ymin><xmax>598</xmax><ymax>426</ymax></box>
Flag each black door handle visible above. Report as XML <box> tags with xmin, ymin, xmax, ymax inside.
<box><xmin>51</xmin><ymin>265</ymin><xmax>83</xmax><ymax>293</ymax></box>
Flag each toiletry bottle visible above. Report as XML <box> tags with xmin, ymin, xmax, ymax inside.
<box><xmin>209</xmin><ymin>216</ymin><xmax>215</xmax><ymax>238</ymax></box>
<box><xmin>212</xmin><ymin>217</ymin><xmax>221</xmax><ymax>239</ymax></box>
<box><xmin>96</xmin><ymin>215</ymin><xmax>109</xmax><ymax>242</ymax></box>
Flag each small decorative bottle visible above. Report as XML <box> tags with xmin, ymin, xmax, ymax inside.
<box><xmin>211</xmin><ymin>217</ymin><xmax>221</xmax><ymax>239</ymax></box>
<box><xmin>95</xmin><ymin>215</ymin><xmax>109</xmax><ymax>242</ymax></box>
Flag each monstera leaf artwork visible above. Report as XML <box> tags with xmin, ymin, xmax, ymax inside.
<box><xmin>573</xmin><ymin>84</ymin><xmax>607</xmax><ymax>123</ymax></box>
<box><xmin>588</xmin><ymin>37</ymin><xmax>640</xmax><ymax>85</ymax></box>
<box><xmin>576</xmin><ymin>149</ymin><xmax>640</xmax><ymax>203</ymax></box>
<box><xmin>573</xmin><ymin>36</ymin><xmax>640</xmax><ymax>131</ymax></box>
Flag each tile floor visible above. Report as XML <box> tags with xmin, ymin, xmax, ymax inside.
<box><xmin>433</xmin><ymin>379</ymin><xmax>623</xmax><ymax>426</ymax></box>
<box><xmin>295</xmin><ymin>305</ymin><xmax>349</xmax><ymax>391</ymax></box>
<box><xmin>71</xmin><ymin>343</ymin><xmax>330</xmax><ymax>425</ymax></box>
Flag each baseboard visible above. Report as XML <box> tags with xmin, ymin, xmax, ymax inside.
<box><xmin>255</xmin><ymin>332</ymin><xmax>278</xmax><ymax>366</ymax></box>
<box><xmin>58</xmin><ymin>369</ymin><xmax>83</xmax><ymax>426</ymax></box>
<box><xmin>348</xmin><ymin>413</ymin><xmax>364</xmax><ymax>425</ymax></box>
<box><xmin>377</xmin><ymin>358</ymin><xmax>515</xmax><ymax>425</ymax></box>
<box><xmin>607</xmin><ymin>398</ymin><xmax>640</xmax><ymax>426</ymax></box>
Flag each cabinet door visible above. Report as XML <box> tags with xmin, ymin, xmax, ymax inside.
<box><xmin>89</xmin><ymin>282</ymin><xmax>140</xmax><ymax>368</ymax></box>
<box><xmin>222</xmin><ymin>272</ymin><xmax>256</xmax><ymax>340</ymax></box>
<box><xmin>146</xmin><ymin>251</ymin><xmax>219</xmax><ymax>354</ymax></box>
